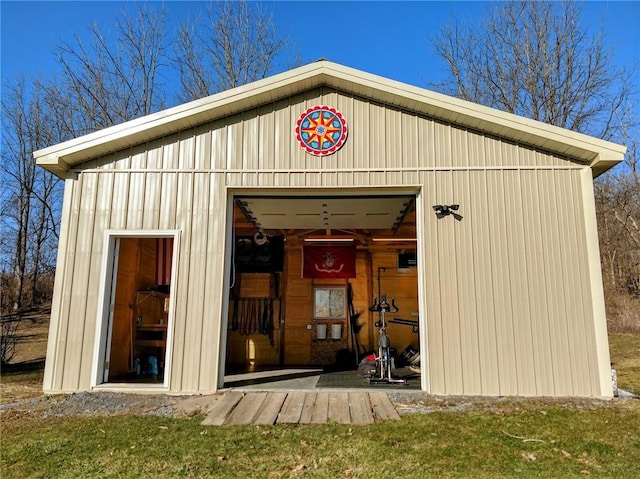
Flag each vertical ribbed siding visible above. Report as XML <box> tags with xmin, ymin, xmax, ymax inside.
<box><xmin>42</xmin><ymin>177</ymin><xmax>76</xmax><ymax>392</ymax></box>
<box><xmin>420</xmin><ymin>167</ymin><xmax>599</xmax><ymax>397</ymax></box>
<box><xmin>44</xmin><ymin>89</ymin><xmax>606</xmax><ymax>396</ymax></box>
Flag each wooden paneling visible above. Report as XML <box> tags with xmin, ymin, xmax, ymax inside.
<box><xmin>109</xmin><ymin>238</ymin><xmax>137</xmax><ymax>378</ymax></box>
<box><xmin>283</xmin><ymin>249</ymin><xmax>312</xmax><ymax>365</ymax></box>
<box><xmin>370</xmin><ymin>252</ymin><xmax>419</xmax><ymax>356</ymax></box>
<box><xmin>226</xmin><ymin>273</ymin><xmax>281</xmax><ymax>368</ymax></box>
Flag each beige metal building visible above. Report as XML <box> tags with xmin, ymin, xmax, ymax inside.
<box><xmin>35</xmin><ymin>61</ymin><xmax>625</xmax><ymax>398</ymax></box>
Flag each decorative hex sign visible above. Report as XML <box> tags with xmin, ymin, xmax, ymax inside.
<box><xmin>295</xmin><ymin>106</ymin><xmax>348</xmax><ymax>156</ymax></box>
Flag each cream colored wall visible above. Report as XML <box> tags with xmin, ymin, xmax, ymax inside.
<box><xmin>419</xmin><ymin>168</ymin><xmax>603</xmax><ymax>396</ymax></box>
<box><xmin>43</xmin><ymin>88</ymin><xmax>610</xmax><ymax>397</ymax></box>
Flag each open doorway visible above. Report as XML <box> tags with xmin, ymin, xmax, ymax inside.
<box><xmin>223</xmin><ymin>192</ymin><xmax>423</xmax><ymax>389</ymax></box>
<box><xmin>96</xmin><ymin>234</ymin><xmax>176</xmax><ymax>386</ymax></box>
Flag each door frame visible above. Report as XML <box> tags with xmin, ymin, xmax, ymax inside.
<box><xmin>91</xmin><ymin>229</ymin><xmax>181</xmax><ymax>389</ymax></box>
<box><xmin>220</xmin><ymin>186</ymin><xmax>428</xmax><ymax>391</ymax></box>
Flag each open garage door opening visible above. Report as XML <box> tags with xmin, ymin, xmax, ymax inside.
<box><xmin>223</xmin><ymin>192</ymin><xmax>423</xmax><ymax>390</ymax></box>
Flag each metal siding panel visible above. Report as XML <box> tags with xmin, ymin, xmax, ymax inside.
<box><xmin>504</xmin><ymin>170</ymin><xmax>537</xmax><ymax>395</ymax></box>
<box><xmin>450</xmin><ymin>127</ymin><xmax>468</xmax><ymax>168</ymax></box>
<box><xmin>385</xmin><ymin>108</ymin><xmax>401</xmax><ymax>168</ymax></box>
<box><xmin>559</xmin><ymin>170</ymin><xmax>594</xmax><ymax>395</ymax></box>
<box><xmin>170</xmin><ymin>172</ymin><xmax>194</xmax><ymax>390</ymax></box>
<box><xmin>226</xmin><ymin>117</ymin><xmax>243</xmax><ymax>170</ymax></box>
<box><xmin>113</xmin><ymin>148</ymin><xmax>132</xmax><ymax>170</ymax></box>
<box><xmin>337</xmin><ymin>172</ymin><xmax>353</xmax><ymax>187</ymax></box>
<box><xmin>401</xmin><ymin>113</ymin><xmax>419</xmax><ymax>168</ymax></box>
<box><xmin>554</xmin><ymin>169</ymin><xmax>582</xmax><ymax>394</ymax></box>
<box><xmin>194</xmin><ymin>125</ymin><xmax>212</xmax><ymax>170</ymax></box>
<box><xmin>521</xmin><ymin>168</ymin><xmax>555</xmax><ymax>395</ymax></box>
<box><xmin>579</xmin><ymin>168</ymin><xmax>613</xmax><ymax>397</ymax></box>
<box><xmin>43</xmin><ymin>177</ymin><xmax>78</xmax><ymax>392</ymax></box>
<box><xmin>369</xmin><ymin>103</ymin><xmax>386</xmax><ymax>169</ymax></box>
<box><xmin>333</xmin><ymin>94</ymin><xmax>355</xmax><ymax>169</ymax></box>
<box><xmin>109</xmin><ymin>173</ymin><xmax>130</xmax><ymax>229</ymax></box>
<box><xmin>258</xmin><ymin>108</ymin><xmax>275</xmax><ymax>170</ymax></box>
<box><xmin>130</xmin><ymin>145</ymin><xmax>146</xmax><ymax>169</ymax></box>
<box><xmin>62</xmin><ymin>173</ymin><xmax>99</xmax><ymax>390</ymax></box>
<box><xmin>434</xmin><ymin>122</ymin><xmax>452</xmax><ymax>168</ymax></box>
<box><xmin>126</xmin><ymin>173</ymin><xmax>145</xmax><ymax>229</ymax></box>
<box><xmin>256</xmin><ymin>172</ymin><xmax>274</xmax><ymax>187</ymax></box>
<box><xmin>199</xmin><ymin>174</ymin><xmax>227</xmax><ymax>390</ymax></box>
<box><xmin>484</xmin><ymin>136</ymin><xmax>501</xmax><ymax>168</ymax></box>
<box><xmin>158</xmin><ymin>173</ymin><xmax>178</xmax><ymax>230</ymax></box>
<box><xmin>79</xmin><ymin>172</ymin><xmax>114</xmax><ymax>388</ymax></box>
<box><xmin>182</xmin><ymin>173</ymin><xmax>210</xmax><ymax>390</ymax></box>
<box><xmin>539</xmin><ymin>170</ymin><xmax>573</xmax><ymax>395</ymax></box>
<box><xmin>211</xmin><ymin>121</ymin><xmax>228</xmax><ymax>170</ymax></box>
<box><xmin>469</xmin><ymin>170</ymin><xmax>500</xmax><ymax>395</ymax></box>
<box><xmin>242</xmin><ymin>112</ymin><xmax>260</xmax><ymax>170</ymax></box>
<box><xmin>427</xmin><ymin>118</ymin><xmax>439</xmax><ymax>169</ymax></box>
<box><xmin>274</xmin><ymin>98</ymin><xmax>293</xmax><ymax>170</ymax></box>
<box><xmin>452</xmin><ymin>171</ymin><xmax>482</xmax><ymax>394</ymax></box>
<box><xmin>422</xmin><ymin>171</ymin><xmax>446</xmax><ymax>393</ymax></box>
<box><xmin>161</xmin><ymin>134</ymin><xmax>179</xmax><ymax>169</ymax></box>
<box><xmin>571</xmin><ymin>171</ymin><xmax>600</xmax><ymax>394</ymax></box>
<box><xmin>144</xmin><ymin>139</ymin><xmax>164</xmax><ymax>169</ymax></box>
<box><xmin>466</xmin><ymin>133</ymin><xmax>484</xmax><ymax>168</ymax></box>
<box><xmin>142</xmin><ymin>173</ymin><xmax>162</xmax><ymax>229</ymax></box>
<box><xmin>352</xmin><ymin>97</ymin><xmax>370</xmax><ymax>169</ymax></box>
<box><xmin>178</xmin><ymin>131</ymin><xmax>196</xmax><ymax>170</ymax></box>
<box><xmin>487</xmin><ymin>171</ymin><xmax>518</xmax><ymax>395</ymax></box>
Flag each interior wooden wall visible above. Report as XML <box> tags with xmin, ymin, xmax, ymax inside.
<box><xmin>225</xmin><ymin>273</ymin><xmax>282</xmax><ymax>368</ymax></box>
<box><xmin>108</xmin><ymin>237</ymin><xmax>162</xmax><ymax>378</ymax></box>
<box><xmin>109</xmin><ymin>238</ymin><xmax>138</xmax><ymax>378</ymax></box>
<box><xmin>276</xmin><ymin>242</ymin><xmax>418</xmax><ymax>368</ymax></box>
<box><xmin>369</xmin><ymin>251</ymin><xmax>419</xmax><ymax>355</ymax></box>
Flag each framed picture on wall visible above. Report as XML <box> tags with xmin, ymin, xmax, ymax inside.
<box><xmin>313</xmin><ymin>286</ymin><xmax>346</xmax><ymax>320</ymax></box>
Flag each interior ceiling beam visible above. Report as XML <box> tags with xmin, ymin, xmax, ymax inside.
<box><xmin>237</xmin><ymin>196</ymin><xmax>414</xmax><ymax>230</ymax></box>
<box><xmin>392</xmin><ymin>198</ymin><xmax>415</xmax><ymax>234</ymax></box>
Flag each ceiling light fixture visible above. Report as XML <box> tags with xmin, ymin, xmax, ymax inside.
<box><xmin>304</xmin><ymin>237</ymin><xmax>354</xmax><ymax>242</ymax></box>
<box><xmin>372</xmin><ymin>238</ymin><xmax>417</xmax><ymax>242</ymax></box>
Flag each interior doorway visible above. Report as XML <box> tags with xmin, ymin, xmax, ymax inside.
<box><xmin>223</xmin><ymin>191</ymin><xmax>423</xmax><ymax>389</ymax></box>
<box><xmin>96</xmin><ymin>234</ymin><xmax>176</xmax><ymax>386</ymax></box>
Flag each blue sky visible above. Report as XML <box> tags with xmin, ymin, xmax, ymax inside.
<box><xmin>1</xmin><ymin>1</ymin><xmax>639</xmax><ymax>100</ymax></box>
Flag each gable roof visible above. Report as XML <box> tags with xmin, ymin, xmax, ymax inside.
<box><xmin>35</xmin><ymin>60</ymin><xmax>625</xmax><ymax>178</ymax></box>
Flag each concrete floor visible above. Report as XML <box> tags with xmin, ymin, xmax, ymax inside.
<box><xmin>224</xmin><ymin>367</ymin><xmax>421</xmax><ymax>392</ymax></box>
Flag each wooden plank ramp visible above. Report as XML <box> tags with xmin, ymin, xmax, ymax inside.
<box><xmin>200</xmin><ymin>391</ymin><xmax>400</xmax><ymax>426</ymax></box>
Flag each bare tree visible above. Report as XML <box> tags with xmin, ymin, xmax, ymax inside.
<box><xmin>433</xmin><ymin>1</ymin><xmax>634</xmax><ymax>140</ymax></box>
<box><xmin>1</xmin><ymin>79</ymin><xmax>62</xmax><ymax>310</ymax></box>
<box><xmin>51</xmin><ymin>4</ymin><xmax>169</xmax><ymax>134</ymax></box>
<box><xmin>596</xmin><ymin>141</ymin><xmax>640</xmax><ymax>292</ymax></box>
<box><xmin>175</xmin><ymin>1</ymin><xmax>286</xmax><ymax>101</ymax></box>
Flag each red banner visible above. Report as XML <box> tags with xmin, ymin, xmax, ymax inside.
<box><xmin>303</xmin><ymin>244</ymin><xmax>356</xmax><ymax>278</ymax></box>
<box><xmin>156</xmin><ymin>238</ymin><xmax>173</xmax><ymax>286</ymax></box>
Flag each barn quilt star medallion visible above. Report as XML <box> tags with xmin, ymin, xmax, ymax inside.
<box><xmin>295</xmin><ymin>106</ymin><xmax>348</xmax><ymax>156</ymax></box>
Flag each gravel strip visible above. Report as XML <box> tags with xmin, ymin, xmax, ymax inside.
<box><xmin>1</xmin><ymin>389</ymin><xmax>637</xmax><ymax>420</ymax></box>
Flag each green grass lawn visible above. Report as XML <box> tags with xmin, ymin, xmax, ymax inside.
<box><xmin>609</xmin><ymin>333</ymin><xmax>640</xmax><ymax>395</ymax></box>
<box><xmin>2</xmin><ymin>332</ymin><xmax>638</xmax><ymax>478</ymax></box>
<box><xmin>2</xmin><ymin>400</ymin><xmax>639</xmax><ymax>479</ymax></box>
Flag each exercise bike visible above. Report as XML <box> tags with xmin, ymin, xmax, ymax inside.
<box><xmin>367</xmin><ymin>269</ymin><xmax>407</xmax><ymax>385</ymax></box>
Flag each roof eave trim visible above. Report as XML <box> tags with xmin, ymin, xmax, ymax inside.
<box><xmin>34</xmin><ymin>60</ymin><xmax>627</xmax><ymax>175</ymax></box>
